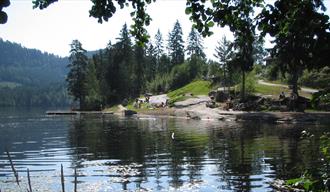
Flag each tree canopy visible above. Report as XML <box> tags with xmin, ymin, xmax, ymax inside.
<box><xmin>258</xmin><ymin>0</ymin><xmax>330</xmax><ymax>95</ymax></box>
<box><xmin>0</xmin><ymin>0</ymin><xmax>10</xmax><ymax>24</ymax></box>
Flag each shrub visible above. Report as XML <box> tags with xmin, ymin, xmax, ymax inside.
<box><xmin>146</xmin><ymin>73</ymin><xmax>172</xmax><ymax>94</ymax></box>
<box><xmin>237</xmin><ymin>70</ymin><xmax>257</xmax><ymax>95</ymax></box>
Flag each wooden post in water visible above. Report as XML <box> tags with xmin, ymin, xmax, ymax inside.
<box><xmin>5</xmin><ymin>148</ymin><xmax>19</xmax><ymax>186</ymax></box>
<box><xmin>74</xmin><ymin>167</ymin><xmax>77</xmax><ymax>192</ymax></box>
<box><xmin>61</xmin><ymin>164</ymin><xmax>65</xmax><ymax>192</ymax></box>
<box><xmin>27</xmin><ymin>168</ymin><xmax>32</xmax><ymax>192</ymax></box>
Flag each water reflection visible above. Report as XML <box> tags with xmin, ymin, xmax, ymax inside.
<box><xmin>0</xmin><ymin>111</ymin><xmax>329</xmax><ymax>191</ymax></box>
<box><xmin>65</xmin><ymin>115</ymin><xmax>329</xmax><ymax>191</ymax></box>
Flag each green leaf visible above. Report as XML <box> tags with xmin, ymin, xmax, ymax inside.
<box><xmin>185</xmin><ymin>7</ymin><xmax>192</xmax><ymax>15</ymax></box>
<box><xmin>0</xmin><ymin>11</ymin><xmax>8</xmax><ymax>24</ymax></box>
<box><xmin>207</xmin><ymin>21</ymin><xmax>215</xmax><ymax>27</ymax></box>
<box><xmin>286</xmin><ymin>178</ymin><xmax>302</xmax><ymax>185</ymax></box>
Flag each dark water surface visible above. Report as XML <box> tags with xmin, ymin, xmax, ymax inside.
<box><xmin>0</xmin><ymin>108</ymin><xmax>329</xmax><ymax>191</ymax></box>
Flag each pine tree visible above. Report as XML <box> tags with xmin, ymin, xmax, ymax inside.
<box><xmin>85</xmin><ymin>60</ymin><xmax>102</xmax><ymax>110</ymax></box>
<box><xmin>66</xmin><ymin>39</ymin><xmax>88</xmax><ymax>109</ymax></box>
<box><xmin>168</xmin><ymin>20</ymin><xmax>185</xmax><ymax>67</ymax></box>
<box><xmin>145</xmin><ymin>42</ymin><xmax>157</xmax><ymax>81</ymax></box>
<box><xmin>154</xmin><ymin>29</ymin><xmax>164</xmax><ymax>61</ymax></box>
<box><xmin>107</xmin><ymin>24</ymin><xmax>134</xmax><ymax>103</ymax></box>
<box><xmin>133</xmin><ymin>44</ymin><xmax>145</xmax><ymax>96</ymax></box>
<box><xmin>154</xmin><ymin>29</ymin><xmax>166</xmax><ymax>74</ymax></box>
<box><xmin>214</xmin><ymin>36</ymin><xmax>233</xmax><ymax>92</ymax></box>
<box><xmin>186</xmin><ymin>27</ymin><xmax>205</xmax><ymax>58</ymax></box>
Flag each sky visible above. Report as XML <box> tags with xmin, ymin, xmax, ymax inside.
<box><xmin>1</xmin><ymin>0</ymin><xmax>330</xmax><ymax>60</ymax></box>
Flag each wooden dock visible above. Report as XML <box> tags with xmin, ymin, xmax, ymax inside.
<box><xmin>46</xmin><ymin>110</ymin><xmax>114</xmax><ymax>115</ymax></box>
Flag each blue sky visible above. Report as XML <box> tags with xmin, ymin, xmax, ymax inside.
<box><xmin>0</xmin><ymin>0</ymin><xmax>329</xmax><ymax>60</ymax></box>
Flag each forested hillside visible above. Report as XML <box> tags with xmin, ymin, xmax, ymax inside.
<box><xmin>0</xmin><ymin>38</ymin><xmax>68</xmax><ymax>86</ymax></box>
<box><xmin>0</xmin><ymin>38</ymin><xmax>70</xmax><ymax>107</ymax></box>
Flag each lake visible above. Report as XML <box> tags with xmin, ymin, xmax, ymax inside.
<box><xmin>0</xmin><ymin>108</ymin><xmax>329</xmax><ymax>191</ymax></box>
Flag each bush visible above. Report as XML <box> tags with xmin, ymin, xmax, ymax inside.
<box><xmin>311</xmin><ymin>89</ymin><xmax>330</xmax><ymax>110</ymax></box>
<box><xmin>170</xmin><ymin>63</ymin><xmax>191</xmax><ymax>90</ymax></box>
<box><xmin>300</xmin><ymin>67</ymin><xmax>330</xmax><ymax>89</ymax></box>
<box><xmin>146</xmin><ymin>74</ymin><xmax>172</xmax><ymax>94</ymax></box>
<box><xmin>237</xmin><ymin>70</ymin><xmax>257</xmax><ymax>95</ymax></box>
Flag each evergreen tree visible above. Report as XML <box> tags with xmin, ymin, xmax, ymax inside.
<box><xmin>214</xmin><ymin>36</ymin><xmax>234</xmax><ymax>92</ymax></box>
<box><xmin>253</xmin><ymin>36</ymin><xmax>267</xmax><ymax>66</ymax></box>
<box><xmin>133</xmin><ymin>44</ymin><xmax>146</xmax><ymax>96</ymax></box>
<box><xmin>107</xmin><ymin>24</ymin><xmax>134</xmax><ymax>103</ymax></box>
<box><xmin>186</xmin><ymin>27</ymin><xmax>205</xmax><ymax>58</ymax></box>
<box><xmin>154</xmin><ymin>29</ymin><xmax>164</xmax><ymax>61</ymax></box>
<box><xmin>145</xmin><ymin>42</ymin><xmax>157</xmax><ymax>81</ymax></box>
<box><xmin>231</xmin><ymin>28</ymin><xmax>255</xmax><ymax>100</ymax></box>
<box><xmin>154</xmin><ymin>29</ymin><xmax>166</xmax><ymax>74</ymax></box>
<box><xmin>158</xmin><ymin>54</ymin><xmax>171</xmax><ymax>74</ymax></box>
<box><xmin>67</xmin><ymin>39</ymin><xmax>88</xmax><ymax>109</ymax></box>
<box><xmin>168</xmin><ymin>20</ymin><xmax>185</xmax><ymax>67</ymax></box>
<box><xmin>93</xmin><ymin>49</ymin><xmax>112</xmax><ymax>105</ymax></box>
<box><xmin>85</xmin><ymin>60</ymin><xmax>102</xmax><ymax>110</ymax></box>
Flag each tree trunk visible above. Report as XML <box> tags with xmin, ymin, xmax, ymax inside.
<box><xmin>223</xmin><ymin>68</ymin><xmax>227</xmax><ymax>93</ymax></box>
<box><xmin>241</xmin><ymin>70</ymin><xmax>246</xmax><ymax>101</ymax></box>
<box><xmin>291</xmin><ymin>69</ymin><xmax>299</xmax><ymax>96</ymax></box>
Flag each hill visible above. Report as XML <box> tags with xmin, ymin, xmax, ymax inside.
<box><xmin>0</xmin><ymin>39</ymin><xmax>70</xmax><ymax>107</ymax></box>
<box><xmin>0</xmin><ymin>38</ymin><xmax>68</xmax><ymax>86</ymax></box>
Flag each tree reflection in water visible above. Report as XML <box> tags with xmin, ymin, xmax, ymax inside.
<box><xmin>65</xmin><ymin>115</ymin><xmax>329</xmax><ymax>191</ymax></box>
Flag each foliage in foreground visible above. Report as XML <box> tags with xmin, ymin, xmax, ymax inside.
<box><xmin>284</xmin><ymin>132</ymin><xmax>330</xmax><ymax>191</ymax></box>
<box><xmin>311</xmin><ymin>89</ymin><xmax>330</xmax><ymax>110</ymax></box>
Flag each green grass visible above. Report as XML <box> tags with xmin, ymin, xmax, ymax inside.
<box><xmin>255</xmin><ymin>84</ymin><xmax>287</xmax><ymax>96</ymax></box>
<box><xmin>255</xmin><ymin>83</ymin><xmax>312</xmax><ymax>98</ymax></box>
<box><xmin>167</xmin><ymin>80</ymin><xmax>211</xmax><ymax>103</ymax></box>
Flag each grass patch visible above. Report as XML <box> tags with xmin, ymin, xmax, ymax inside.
<box><xmin>255</xmin><ymin>84</ymin><xmax>287</xmax><ymax>96</ymax></box>
<box><xmin>255</xmin><ymin>83</ymin><xmax>312</xmax><ymax>98</ymax></box>
<box><xmin>167</xmin><ymin>80</ymin><xmax>211</xmax><ymax>104</ymax></box>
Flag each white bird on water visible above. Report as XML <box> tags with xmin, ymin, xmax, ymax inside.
<box><xmin>171</xmin><ymin>132</ymin><xmax>175</xmax><ymax>140</ymax></box>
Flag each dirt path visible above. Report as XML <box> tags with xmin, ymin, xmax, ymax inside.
<box><xmin>258</xmin><ymin>80</ymin><xmax>318</xmax><ymax>93</ymax></box>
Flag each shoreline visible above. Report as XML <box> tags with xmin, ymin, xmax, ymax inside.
<box><xmin>46</xmin><ymin>104</ymin><xmax>330</xmax><ymax>124</ymax></box>
<box><xmin>119</xmin><ymin>104</ymin><xmax>330</xmax><ymax>124</ymax></box>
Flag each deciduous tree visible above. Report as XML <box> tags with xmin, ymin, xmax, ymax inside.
<box><xmin>258</xmin><ymin>0</ymin><xmax>330</xmax><ymax>95</ymax></box>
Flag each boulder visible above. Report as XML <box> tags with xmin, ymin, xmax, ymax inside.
<box><xmin>206</xmin><ymin>101</ymin><xmax>218</xmax><ymax>108</ymax></box>
<box><xmin>124</xmin><ymin>110</ymin><xmax>137</xmax><ymax>116</ymax></box>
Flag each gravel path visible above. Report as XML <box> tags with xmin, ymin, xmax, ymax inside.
<box><xmin>258</xmin><ymin>80</ymin><xmax>318</xmax><ymax>93</ymax></box>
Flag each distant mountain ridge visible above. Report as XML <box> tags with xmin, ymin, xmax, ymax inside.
<box><xmin>0</xmin><ymin>38</ymin><xmax>68</xmax><ymax>86</ymax></box>
<box><xmin>0</xmin><ymin>39</ymin><xmax>72</xmax><ymax>106</ymax></box>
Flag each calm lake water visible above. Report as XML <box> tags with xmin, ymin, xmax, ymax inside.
<box><xmin>0</xmin><ymin>108</ymin><xmax>329</xmax><ymax>191</ymax></box>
